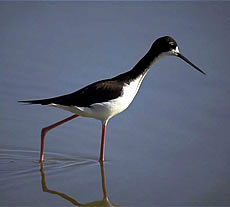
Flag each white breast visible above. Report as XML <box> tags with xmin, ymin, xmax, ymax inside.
<box><xmin>82</xmin><ymin>70</ymin><xmax>149</xmax><ymax>121</ymax></box>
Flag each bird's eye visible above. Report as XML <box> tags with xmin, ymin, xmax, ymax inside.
<box><xmin>169</xmin><ymin>42</ymin><xmax>176</xmax><ymax>49</ymax></box>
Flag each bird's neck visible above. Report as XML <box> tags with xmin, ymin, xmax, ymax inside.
<box><xmin>113</xmin><ymin>46</ymin><xmax>161</xmax><ymax>83</ymax></box>
<box><xmin>131</xmin><ymin>50</ymin><xmax>158</xmax><ymax>76</ymax></box>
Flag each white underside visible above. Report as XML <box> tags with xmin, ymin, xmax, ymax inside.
<box><xmin>49</xmin><ymin>70</ymin><xmax>149</xmax><ymax>122</ymax></box>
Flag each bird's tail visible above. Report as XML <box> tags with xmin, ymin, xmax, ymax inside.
<box><xmin>18</xmin><ymin>98</ymin><xmax>52</xmax><ymax>105</ymax></box>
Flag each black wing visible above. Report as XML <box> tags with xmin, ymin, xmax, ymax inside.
<box><xmin>19</xmin><ymin>79</ymin><xmax>124</xmax><ymax>107</ymax></box>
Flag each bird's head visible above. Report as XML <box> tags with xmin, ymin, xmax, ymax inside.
<box><xmin>150</xmin><ymin>36</ymin><xmax>206</xmax><ymax>75</ymax></box>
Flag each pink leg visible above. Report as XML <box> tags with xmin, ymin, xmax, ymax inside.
<box><xmin>40</xmin><ymin>114</ymin><xmax>78</xmax><ymax>162</ymax></box>
<box><xmin>100</xmin><ymin>122</ymin><xmax>107</xmax><ymax>162</ymax></box>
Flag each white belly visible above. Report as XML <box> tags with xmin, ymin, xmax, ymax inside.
<box><xmin>50</xmin><ymin>72</ymin><xmax>148</xmax><ymax>122</ymax></box>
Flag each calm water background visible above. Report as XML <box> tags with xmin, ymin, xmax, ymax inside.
<box><xmin>1</xmin><ymin>1</ymin><xmax>230</xmax><ymax>206</ymax></box>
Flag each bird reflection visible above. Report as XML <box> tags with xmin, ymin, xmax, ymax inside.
<box><xmin>40</xmin><ymin>162</ymin><xmax>119</xmax><ymax>207</ymax></box>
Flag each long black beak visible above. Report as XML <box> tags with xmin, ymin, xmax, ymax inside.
<box><xmin>176</xmin><ymin>53</ymin><xmax>206</xmax><ymax>75</ymax></box>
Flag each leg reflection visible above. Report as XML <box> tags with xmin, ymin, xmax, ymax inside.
<box><xmin>40</xmin><ymin>163</ymin><xmax>81</xmax><ymax>205</ymax></box>
<box><xmin>39</xmin><ymin>162</ymin><xmax>119</xmax><ymax>206</ymax></box>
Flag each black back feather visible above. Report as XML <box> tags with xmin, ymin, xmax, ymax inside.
<box><xmin>19</xmin><ymin>79</ymin><xmax>124</xmax><ymax>107</ymax></box>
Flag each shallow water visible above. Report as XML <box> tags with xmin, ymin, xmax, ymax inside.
<box><xmin>1</xmin><ymin>1</ymin><xmax>230</xmax><ymax>206</ymax></box>
<box><xmin>1</xmin><ymin>149</ymin><xmax>229</xmax><ymax>206</ymax></box>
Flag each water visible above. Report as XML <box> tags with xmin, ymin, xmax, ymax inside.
<box><xmin>1</xmin><ymin>1</ymin><xmax>230</xmax><ymax>206</ymax></box>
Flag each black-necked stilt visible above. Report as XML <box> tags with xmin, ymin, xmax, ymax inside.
<box><xmin>19</xmin><ymin>36</ymin><xmax>205</xmax><ymax>162</ymax></box>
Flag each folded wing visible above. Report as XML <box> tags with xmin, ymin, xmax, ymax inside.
<box><xmin>19</xmin><ymin>79</ymin><xmax>124</xmax><ymax>107</ymax></box>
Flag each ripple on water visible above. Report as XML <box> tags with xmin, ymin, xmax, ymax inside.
<box><xmin>0</xmin><ymin>149</ymin><xmax>97</xmax><ymax>189</ymax></box>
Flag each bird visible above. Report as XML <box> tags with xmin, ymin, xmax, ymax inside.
<box><xmin>19</xmin><ymin>36</ymin><xmax>206</xmax><ymax>163</ymax></box>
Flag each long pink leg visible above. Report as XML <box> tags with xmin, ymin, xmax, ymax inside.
<box><xmin>40</xmin><ymin>114</ymin><xmax>78</xmax><ymax>162</ymax></box>
<box><xmin>99</xmin><ymin>121</ymin><xmax>107</xmax><ymax>162</ymax></box>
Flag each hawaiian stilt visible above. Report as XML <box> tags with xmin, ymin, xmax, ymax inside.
<box><xmin>19</xmin><ymin>36</ymin><xmax>205</xmax><ymax>162</ymax></box>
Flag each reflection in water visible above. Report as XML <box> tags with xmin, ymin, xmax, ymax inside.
<box><xmin>40</xmin><ymin>162</ymin><xmax>119</xmax><ymax>207</ymax></box>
